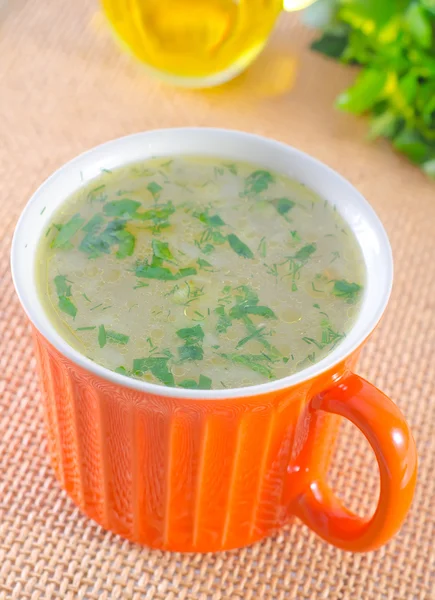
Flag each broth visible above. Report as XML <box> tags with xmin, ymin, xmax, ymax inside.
<box><xmin>36</xmin><ymin>156</ymin><xmax>365</xmax><ymax>389</ymax></box>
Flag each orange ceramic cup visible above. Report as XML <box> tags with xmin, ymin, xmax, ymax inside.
<box><xmin>12</xmin><ymin>129</ymin><xmax>417</xmax><ymax>553</ymax></box>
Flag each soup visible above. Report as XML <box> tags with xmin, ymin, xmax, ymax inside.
<box><xmin>36</xmin><ymin>156</ymin><xmax>365</xmax><ymax>390</ymax></box>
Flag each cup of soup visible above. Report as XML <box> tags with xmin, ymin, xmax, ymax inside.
<box><xmin>11</xmin><ymin>128</ymin><xmax>417</xmax><ymax>553</ymax></box>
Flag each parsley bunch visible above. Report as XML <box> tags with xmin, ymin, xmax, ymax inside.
<box><xmin>305</xmin><ymin>0</ymin><xmax>435</xmax><ymax>176</ymax></box>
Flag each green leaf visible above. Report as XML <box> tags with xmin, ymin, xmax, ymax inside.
<box><xmin>176</xmin><ymin>325</ymin><xmax>204</xmax><ymax>344</ymax></box>
<box><xmin>405</xmin><ymin>3</ymin><xmax>433</xmax><ymax>48</ymax></box>
<box><xmin>235</xmin><ymin>285</ymin><xmax>259</xmax><ymax>305</ymax></box>
<box><xmin>80</xmin><ymin>218</ymin><xmax>135</xmax><ymax>259</ymax></box>
<box><xmin>393</xmin><ymin>128</ymin><xmax>430</xmax><ymax>163</ymax></box>
<box><xmin>227</xmin><ymin>234</ymin><xmax>254</xmax><ymax>259</ymax></box>
<box><xmin>106</xmin><ymin>330</ymin><xmax>129</xmax><ymax>345</ymax></box>
<box><xmin>229</xmin><ymin>304</ymin><xmax>276</xmax><ymax>319</ymax></box>
<box><xmin>241</xmin><ymin>305</ymin><xmax>277</xmax><ymax>319</ymax></box>
<box><xmin>115</xmin><ymin>229</ymin><xmax>135</xmax><ymax>258</ymax></box>
<box><xmin>272</xmin><ymin>197</ymin><xmax>295</xmax><ymax>216</ymax></box>
<box><xmin>134</xmin><ymin>202</ymin><xmax>176</xmax><ymax>222</ymax></box>
<box><xmin>220</xmin><ymin>353</ymin><xmax>274</xmax><ymax>379</ymax></box>
<box><xmin>177</xmin><ymin>267</ymin><xmax>197</xmax><ymax>278</ymax></box>
<box><xmin>54</xmin><ymin>275</ymin><xmax>72</xmax><ymax>298</ymax></box>
<box><xmin>133</xmin><ymin>356</ymin><xmax>175</xmax><ymax>387</ymax></box>
<box><xmin>339</xmin><ymin>0</ymin><xmax>399</xmax><ymax>31</ymax></box>
<box><xmin>223</xmin><ymin>162</ymin><xmax>238</xmax><ymax>175</ymax></box>
<box><xmin>331</xmin><ymin>279</ymin><xmax>363</xmax><ymax>303</ymax></box>
<box><xmin>115</xmin><ymin>366</ymin><xmax>129</xmax><ymax>376</ymax></box>
<box><xmin>103</xmin><ymin>200</ymin><xmax>141</xmax><ymax>218</ymax></box>
<box><xmin>303</xmin><ymin>0</ymin><xmax>341</xmax><ymax>29</ymax></box>
<box><xmin>152</xmin><ymin>239</ymin><xmax>175</xmax><ymax>262</ymax></box>
<box><xmin>58</xmin><ymin>296</ymin><xmax>77</xmax><ymax>318</ymax></box>
<box><xmin>98</xmin><ymin>325</ymin><xmax>107</xmax><ymax>348</ymax></box>
<box><xmin>311</xmin><ymin>32</ymin><xmax>349</xmax><ymax>58</ymax></box>
<box><xmin>294</xmin><ymin>243</ymin><xmax>317</xmax><ymax>261</ymax></box>
<box><xmin>178</xmin><ymin>374</ymin><xmax>212</xmax><ymax>389</ymax></box>
<box><xmin>147</xmin><ymin>181</ymin><xmax>163</xmax><ymax>197</ymax></box>
<box><xmin>195</xmin><ymin>211</ymin><xmax>226</xmax><ymax>227</ymax></box>
<box><xmin>421</xmin><ymin>0</ymin><xmax>435</xmax><ymax>16</ymax></box>
<box><xmin>198</xmin><ymin>374</ymin><xmax>212</xmax><ymax>389</ymax></box>
<box><xmin>51</xmin><ymin>214</ymin><xmax>85</xmax><ymax>249</ymax></box>
<box><xmin>82</xmin><ymin>213</ymin><xmax>105</xmax><ymax>233</ymax></box>
<box><xmin>87</xmin><ymin>184</ymin><xmax>107</xmax><ymax>203</ymax></box>
<box><xmin>202</xmin><ymin>243</ymin><xmax>214</xmax><ymax>254</ymax></box>
<box><xmin>368</xmin><ymin>111</ymin><xmax>399</xmax><ymax>140</ymax></box>
<box><xmin>244</xmin><ymin>170</ymin><xmax>274</xmax><ymax>195</ymax></box>
<box><xmin>178</xmin><ymin>345</ymin><xmax>204</xmax><ymax>361</ymax></box>
<box><xmin>197</xmin><ymin>257</ymin><xmax>214</xmax><ymax>270</ymax></box>
<box><xmin>178</xmin><ymin>379</ymin><xmax>199</xmax><ymax>389</ymax></box>
<box><xmin>337</xmin><ymin>69</ymin><xmax>388</xmax><ymax>115</ymax></box>
<box><xmin>135</xmin><ymin>264</ymin><xmax>177</xmax><ymax>280</ymax></box>
<box><xmin>215</xmin><ymin>306</ymin><xmax>232</xmax><ymax>334</ymax></box>
<box><xmin>236</xmin><ymin>326</ymin><xmax>266</xmax><ymax>349</ymax></box>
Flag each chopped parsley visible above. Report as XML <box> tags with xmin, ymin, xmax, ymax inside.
<box><xmin>243</xmin><ymin>170</ymin><xmax>274</xmax><ymax>195</ymax></box>
<box><xmin>227</xmin><ymin>234</ymin><xmax>254</xmax><ymax>259</ymax></box>
<box><xmin>54</xmin><ymin>275</ymin><xmax>77</xmax><ymax>318</ymax></box>
<box><xmin>51</xmin><ymin>214</ymin><xmax>85</xmax><ymax>250</ymax></box>
<box><xmin>331</xmin><ymin>280</ymin><xmax>363</xmax><ymax>303</ymax></box>
<box><xmin>176</xmin><ymin>324</ymin><xmax>204</xmax><ymax>362</ymax></box>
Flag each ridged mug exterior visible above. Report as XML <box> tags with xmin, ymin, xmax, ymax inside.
<box><xmin>33</xmin><ymin>329</ymin><xmax>354</xmax><ymax>552</ymax></box>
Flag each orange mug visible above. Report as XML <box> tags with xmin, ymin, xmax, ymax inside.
<box><xmin>12</xmin><ymin>129</ymin><xmax>417</xmax><ymax>552</ymax></box>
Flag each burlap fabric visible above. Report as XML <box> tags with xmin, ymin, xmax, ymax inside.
<box><xmin>0</xmin><ymin>1</ymin><xmax>434</xmax><ymax>598</ymax></box>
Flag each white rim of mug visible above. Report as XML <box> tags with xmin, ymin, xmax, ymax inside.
<box><xmin>11</xmin><ymin>128</ymin><xmax>393</xmax><ymax>400</ymax></box>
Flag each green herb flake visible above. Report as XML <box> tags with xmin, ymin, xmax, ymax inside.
<box><xmin>273</xmin><ymin>197</ymin><xmax>295</xmax><ymax>216</ymax></box>
<box><xmin>227</xmin><ymin>234</ymin><xmax>254</xmax><ymax>259</ymax></box>
<box><xmin>258</xmin><ymin>237</ymin><xmax>267</xmax><ymax>258</ymax></box>
<box><xmin>106</xmin><ymin>330</ymin><xmax>130</xmax><ymax>345</ymax></box>
<box><xmin>179</xmin><ymin>374</ymin><xmax>212</xmax><ymax>390</ymax></box>
<box><xmin>176</xmin><ymin>324</ymin><xmax>204</xmax><ymax>344</ymax></box>
<box><xmin>115</xmin><ymin>366</ymin><xmax>129</xmax><ymax>375</ymax></box>
<box><xmin>220</xmin><ymin>353</ymin><xmax>274</xmax><ymax>379</ymax></box>
<box><xmin>195</xmin><ymin>210</ymin><xmax>226</xmax><ymax>228</ymax></box>
<box><xmin>178</xmin><ymin>379</ymin><xmax>199</xmax><ymax>389</ymax></box>
<box><xmin>51</xmin><ymin>214</ymin><xmax>85</xmax><ymax>249</ymax></box>
<box><xmin>133</xmin><ymin>281</ymin><xmax>150</xmax><ymax>289</ymax></box>
<box><xmin>54</xmin><ymin>275</ymin><xmax>72</xmax><ymax>298</ymax></box>
<box><xmin>76</xmin><ymin>326</ymin><xmax>96</xmax><ymax>331</ymax></box>
<box><xmin>176</xmin><ymin>324</ymin><xmax>204</xmax><ymax>362</ymax></box>
<box><xmin>103</xmin><ymin>199</ymin><xmax>141</xmax><ymax>218</ymax></box>
<box><xmin>244</xmin><ymin>170</ymin><xmax>274</xmax><ymax>195</ymax></box>
<box><xmin>87</xmin><ymin>184</ymin><xmax>107</xmax><ymax>203</ymax></box>
<box><xmin>98</xmin><ymin>325</ymin><xmax>107</xmax><ymax>348</ymax></box>
<box><xmin>294</xmin><ymin>243</ymin><xmax>317</xmax><ymax>261</ymax></box>
<box><xmin>147</xmin><ymin>181</ymin><xmax>163</xmax><ymax>198</ymax></box>
<box><xmin>58</xmin><ymin>296</ymin><xmax>77</xmax><ymax>319</ymax></box>
<box><xmin>215</xmin><ymin>305</ymin><xmax>232</xmax><ymax>334</ymax></box>
<box><xmin>133</xmin><ymin>356</ymin><xmax>174</xmax><ymax>386</ymax></box>
<box><xmin>152</xmin><ymin>239</ymin><xmax>176</xmax><ymax>263</ymax></box>
<box><xmin>331</xmin><ymin>279</ymin><xmax>363</xmax><ymax>303</ymax></box>
<box><xmin>197</xmin><ymin>257</ymin><xmax>214</xmax><ymax>271</ymax></box>
<box><xmin>178</xmin><ymin>345</ymin><xmax>204</xmax><ymax>361</ymax></box>
<box><xmin>54</xmin><ymin>275</ymin><xmax>77</xmax><ymax>318</ymax></box>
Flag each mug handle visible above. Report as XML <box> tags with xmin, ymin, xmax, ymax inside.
<box><xmin>291</xmin><ymin>372</ymin><xmax>418</xmax><ymax>552</ymax></box>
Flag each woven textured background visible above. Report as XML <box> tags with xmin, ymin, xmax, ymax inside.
<box><xmin>0</xmin><ymin>1</ymin><xmax>434</xmax><ymax>598</ymax></box>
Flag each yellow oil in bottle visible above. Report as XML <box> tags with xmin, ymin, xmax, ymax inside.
<box><xmin>101</xmin><ymin>0</ymin><xmax>291</xmax><ymax>86</ymax></box>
